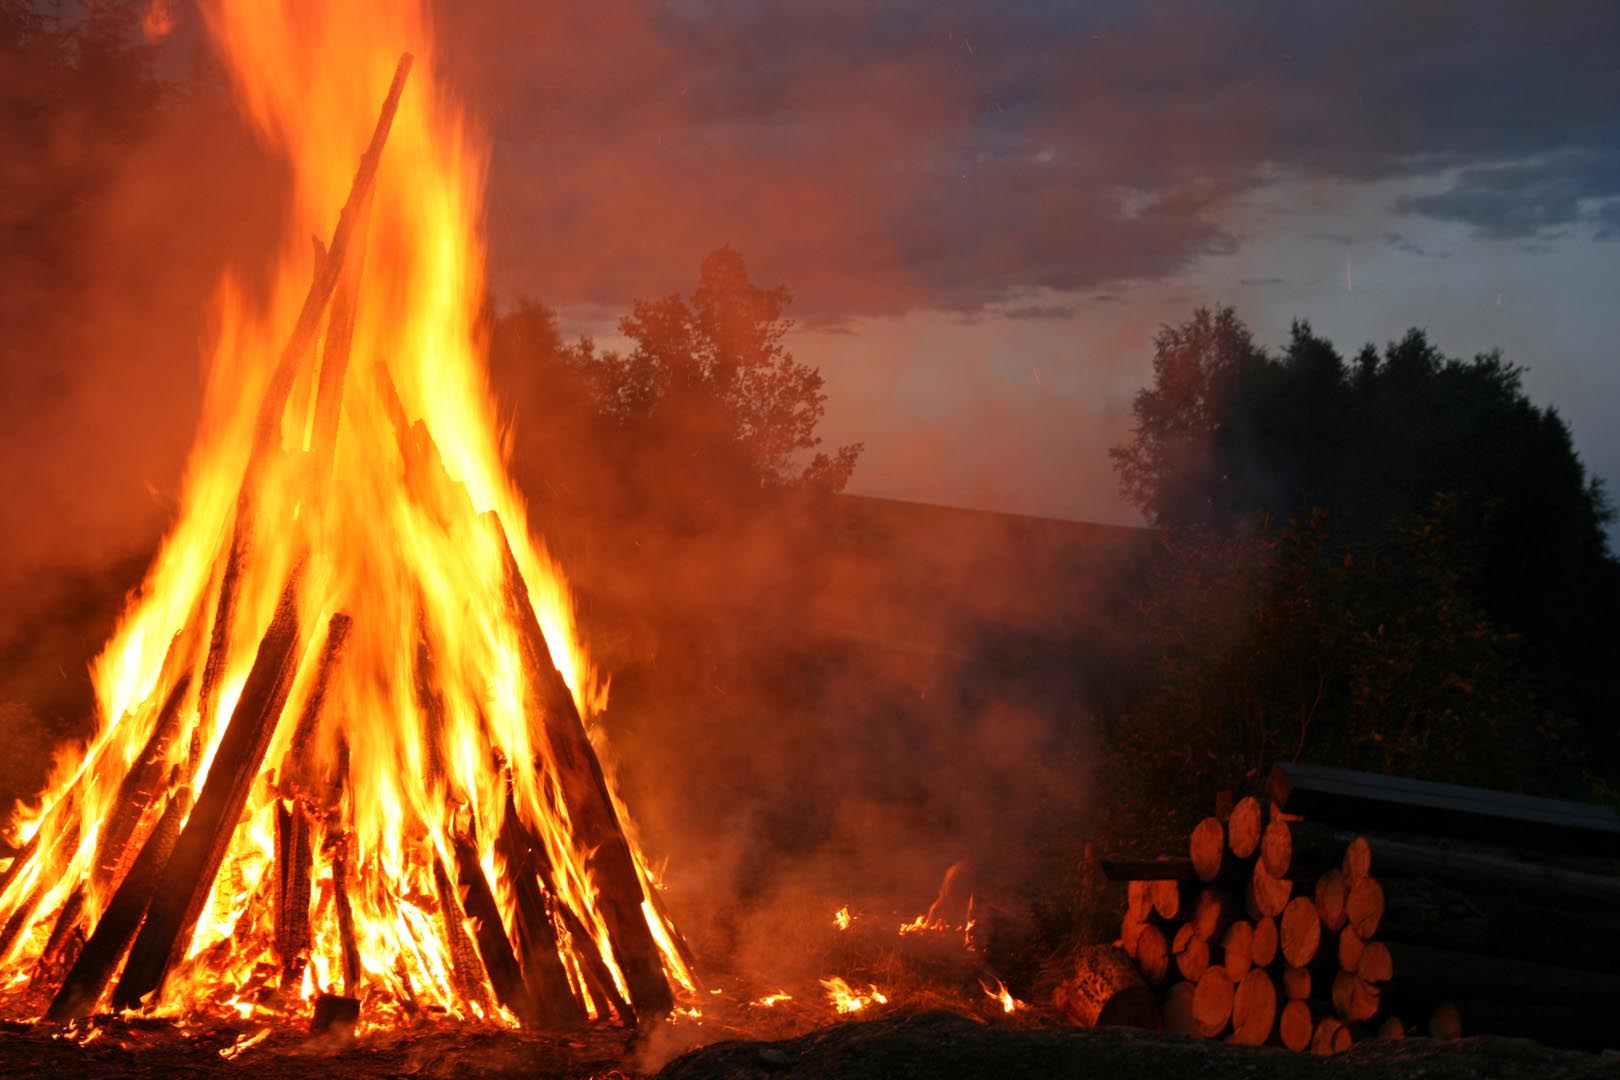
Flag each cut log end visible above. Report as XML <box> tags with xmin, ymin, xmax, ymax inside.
<box><xmin>1260</xmin><ymin>820</ymin><xmax>1292</xmax><ymax>878</ymax></box>
<box><xmin>1220</xmin><ymin>920</ymin><xmax>1253</xmax><ymax>981</ymax></box>
<box><xmin>1278</xmin><ymin>999</ymin><xmax>1313</xmax><ymax>1052</ymax></box>
<box><xmin>1190</xmin><ymin>818</ymin><xmax>1225</xmax><ymax>883</ymax></box>
<box><xmin>1342</xmin><ymin>836</ymin><xmax>1372</xmax><ymax>887</ymax></box>
<box><xmin>1054</xmin><ymin>945</ymin><xmax>1159</xmax><ymax>1029</ymax></box>
<box><xmin>1250</xmin><ymin>915</ymin><xmax>1279</xmax><ymax>969</ymax></box>
<box><xmin>1228</xmin><ymin>797</ymin><xmax>1263</xmax><ymax>860</ymax></box>
<box><xmin>1192</xmin><ymin>967</ymin><xmax>1235</xmax><ymax>1038</ymax></box>
<box><xmin>1229</xmin><ymin>968</ymin><xmax>1277</xmax><ymax>1046</ymax></box>
<box><xmin>1279</xmin><ymin>895</ymin><xmax>1321</xmax><ymax>969</ymax></box>
<box><xmin>1136</xmin><ymin>924</ymin><xmax>1171</xmax><ymax>986</ymax></box>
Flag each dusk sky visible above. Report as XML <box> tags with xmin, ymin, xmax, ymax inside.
<box><xmin>436</xmin><ymin>1</ymin><xmax>1620</xmax><ymax>530</ymax></box>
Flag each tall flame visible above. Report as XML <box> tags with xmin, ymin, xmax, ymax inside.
<box><xmin>0</xmin><ymin>0</ymin><xmax>688</xmax><ymax>1025</ymax></box>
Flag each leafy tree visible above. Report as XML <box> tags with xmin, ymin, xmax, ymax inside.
<box><xmin>1111</xmin><ymin>307</ymin><xmax>1620</xmax><ymax>764</ymax></box>
<box><xmin>1103</xmin><ymin>498</ymin><xmax>1562</xmax><ymax>845</ymax></box>
<box><xmin>588</xmin><ymin>247</ymin><xmax>861</xmax><ymax>494</ymax></box>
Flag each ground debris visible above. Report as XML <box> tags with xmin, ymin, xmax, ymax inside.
<box><xmin>652</xmin><ymin>1011</ymin><xmax>1619</xmax><ymax>1080</ymax></box>
<box><xmin>0</xmin><ymin>1014</ymin><xmax>637</xmax><ymax>1079</ymax></box>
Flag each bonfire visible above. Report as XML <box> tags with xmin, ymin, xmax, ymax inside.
<box><xmin>0</xmin><ymin>0</ymin><xmax>691</xmax><ymax>1033</ymax></box>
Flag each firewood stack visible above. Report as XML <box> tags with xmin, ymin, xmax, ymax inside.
<box><xmin>1095</xmin><ymin>763</ymin><xmax>1620</xmax><ymax>1054</ymax></box>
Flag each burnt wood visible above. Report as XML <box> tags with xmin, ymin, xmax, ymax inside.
<box><xmin>112</xmin><ymin>573</ymin><xmax>305</xmax><ymax>1010</ymax></box>
<box><xmin>452</xmin><ymin>832</ymin><xmax>537</xmax><ymax>1026</ymax></box>
<box><xmin>497</xmin><ymin>790</ymin><xmax>587</xmax><ymax>1029</ymax></box>
<box><xmin>47</xmin><ymin>788</ymin><xmax>191</xmax><ymax>1020</ymax></box>
<box><xmin>251</xmin><ymin>54</ymin><xmax>412</xmax><ymax>457</ymax></box>
<box><xmin>91</xmin><ymin>672</ymin><xmax>193</xmax><ymax>893</ymax></box>
<box><xmin>431</xmin><ymin>848</ymin><xmax>493</xmax><ymax>1013</ymax></box>
<box><xmin>487</xmin><ymin>510</ymin><xmax>674</xmax><ymax>1020</ymax></box>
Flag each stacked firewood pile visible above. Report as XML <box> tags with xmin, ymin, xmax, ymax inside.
<box><xmin>1063</xmin><ymin>763</ymin><xmax>1620</xmax><ymax>1053</ymax></box>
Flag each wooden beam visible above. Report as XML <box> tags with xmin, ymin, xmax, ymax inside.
<box><xmin>1268</xmin><ymin>762</ymin><xmax>1620</xmax><ymax>856</ymax></box>
<box><xmin>452</xmin><ymin>832</ymin><xmax>535</xmax><ymax>1026</ymax></box>
<box><xmin>1289</xmin><ymin>821</ymin><xmax>1620</xmax><ymax>910</ymax></box>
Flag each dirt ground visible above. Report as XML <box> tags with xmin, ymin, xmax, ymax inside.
<box><xmin>2</xmin><ymin>1010</ymin><xmax>1615</xmax><ymax>1080</ymax></box>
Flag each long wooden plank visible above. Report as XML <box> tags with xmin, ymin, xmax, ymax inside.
<box><xmin>112</xmin><ymin>573</ymin><xmax>304</xmax><ymax>1010</ymax></box>
<box><xmin>487</xmin><ymin>511</ymin><xmax>673</xmax><ymax>1020</ymax></box>
<box><xmin>1288</xmin><ymin>821</ymin><xmax>1620</xmax><ymax>910</ymax></box>
<box><xmin>1268</xmin><ymin>762</ymin><xmax>1620</xmax><ymax>855</ymax></box>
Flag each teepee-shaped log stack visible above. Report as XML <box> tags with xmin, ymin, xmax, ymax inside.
<box><xmin>0</xmin><ymin>54</ymin><xmax>688</xmax><ymax>1030</ymax></box>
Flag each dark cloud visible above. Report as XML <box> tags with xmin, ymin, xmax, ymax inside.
<box><xmin>1382</xmin><ymin>232</ymin><xmax>1428</xmax><ymax>257</ymax></box>
<box><xmin>1396</xmin><ymin>148</ymin><xmax>1620</xmax><ymax>240</ymax></box>
<box><xmin>1001</xmin><ymin>303</ymin><xmax>1074</xmax><ymax>321</ymax></box>
<box><xmin>450</xmin><ymin>1</ymin><xmax>1620</xmax><ymax>318</ymax></box>
<box><xmin>1240</xmin><ymin>276</ymin><xmax>1286</xmax><ymax>287</ymax></box>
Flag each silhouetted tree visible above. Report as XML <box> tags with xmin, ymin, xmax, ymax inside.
<box><xmin>490</xmin><ymin>248</ymin><xmax>861</xmax><ymax>540</ymax></box>
<box><xmin>590</xmin><ymin>247</ymin><xmax>861</xmax><ymax>493</ymax></box>
<box><xmin>1112</xmin><ymin>307</ymin><xmax>1620</xmax><ymax>769</ymax></box>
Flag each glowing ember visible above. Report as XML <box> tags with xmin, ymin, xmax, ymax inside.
<box><xmin>0</xmin><ymin>0</ymin><xmax>689</xmax><ymax>1028</ymax></box>
<box><xmin>820</xmin><ymin>976</ymin><xmax>888</xmax><ymax>1014</ymax></box>
<box><xmin>833</xmin><ymin>906</ymin><xmax>852</xmax><ymax>931</ymax></box>
<box><xmin>981</xmin><ymin>977</ymin><xmax>1021</xmax><ymax>1014</ymax></box>
<box><xmin>752</xmin><ymin>991</ymin><xmax>792</xmax><ymax>1007</ymax></box>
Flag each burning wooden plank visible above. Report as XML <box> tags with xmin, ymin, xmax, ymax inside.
<box><xmin>112</xmin><ymin>575</ymin><xmax>307</xmax><ymax>1010</ymax></box>
<box><xmin>488</xmin><ymin>510</ymin><xmax>675</xmax><ymax>1020</ymax></box>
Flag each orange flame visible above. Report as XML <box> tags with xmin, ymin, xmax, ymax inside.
<box><xmin>820</xmin><ymin>977</ymin><xmax>887</xmax><ymax>1015</ymax></box>
<box><xmin>0</xmin><ymin>0</ymin><xmax>687</xmax><ymax>1025</ymax></box>
<box><xmin>981</xmin><ymin>977</ymin><xmax>1021</xmax><ymax>1014</ymax></box>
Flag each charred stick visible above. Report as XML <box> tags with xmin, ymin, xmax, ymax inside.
<box><xmin>487</xmin><ymin>510</ymin><xmax>673</xmax><ymax>1019</ymax></box>
<box><xmin>308</xmin><ymin>192</ymin><xmax>372</xmax><ymax>474</ymax></box>
<box><xmin>113</xmin><ymin>569</ymin><xmax>305</xmax><ymax>1010</ymax></box>
<box><xmin>252</xmin><ymin>55</ymin><xmax>412</xmax><ymax>458</ymax></box>
<box><xmin>497</xmin><ymin>789</ymin><xmax>586</xmax><ymax>1029</ymax></box>
<box><xmin>413</xmin><ymin>615</ymin><xmax>449</xmax><ymax>790</ymax></box>
<box><xmin>279</xmin><ymin>613</ymin><xmax>354</xmax><ymax>800</ymax></box>
<box><xmin>28</xmin><ymin>889</ymin><xmax>86</xmax><ymax>996</ymax></box>
<box><xmin>333</xmin><ymin>840</ymin><xmax>361</xmax><ymax>996</ymax></box>
<box><xmin>196</xmin><ymin>518</ymin><xmax>250</xmax><ymax>768</ymax></box>
<box><xmin>431</xmin><ymin>847</ymin><xmax>493</xmax><ymax>1012</ymax></box>
<box><xmin>92</xmin><ymin>672</ymin><xmax>193</xmax><ymax>893</ymax></box>
<box><xmin>274</xmin><ymin>801</ymin><xmax>314</xmax><ymax>989</ymax></box>
<box><xmin>47</xmin><ymin>788</ymin><xmax>192</xmax><ymax>1020</ymax></box>
<box><xmin>452</xmin><ymin>832</ymin><xmax>538</xmax><ymax>1026</ymax></box>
